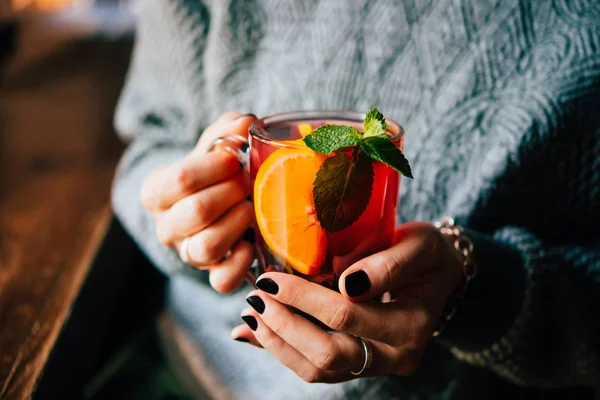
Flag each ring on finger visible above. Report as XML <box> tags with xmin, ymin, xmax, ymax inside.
<box><xmin>350</xmin><ymin>336</ymin><xmax>373</xmax><ymax>376</ymax></box>
<box><xmin>207</xmin><ymin>135</ymin><xmax>248</xmax><ymax>153</ymax></box>
<box><xmin>207</xmin><ymin>135</ymin><xmax>249</xmax><ymax>167</ymax></box>
<box><xmin>179</xmin><ymin>237</ymin><xmax>234</xmax><ymax>266</ymax></box>
<box><xmin>179</xmin><ymin>237</ymin><xmax>191</xmax><ymax>264</ymax></box>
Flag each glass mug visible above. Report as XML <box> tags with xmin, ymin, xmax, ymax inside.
<box><xmin>210</xmin><ymin>111</ymin><xmax>405</xmax><ymax>291</ymax></box>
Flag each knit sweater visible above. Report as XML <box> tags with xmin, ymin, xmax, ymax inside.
<box><xmin>111</xmin><ymin>0</ymin><xmax>600</xmax><ymax>398</ymax></box>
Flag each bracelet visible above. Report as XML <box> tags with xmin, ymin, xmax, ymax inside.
<box><xmin>432</xmin><ymin>217</ymin><xmax>478</xmax><ymax>337</ymax></box>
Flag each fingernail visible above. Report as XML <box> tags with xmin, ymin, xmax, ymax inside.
<box><xmin>246</xmin><ymin>295</ymin><xmax>265</xmax><ymax>314</ymax></box>
<box><xmin>256</xmin><ymin>278</ymin><xmax>278</xmax><ymax>294</ymax></box>
<box><xmin>234</xmin><ymin>337</ymin><xmax>249</xmax><ymax>343</ymax></box>
<box><xmin>345</xmin><ymin>270</ymin><xmax>371</xmax><ymax>297</ymax></box>
<box><xmin>242</xmin><ymin>315</ymin><xmax>258</xmax><ymax>331</ymax></box>
<box><xmin>243</xmin><ymin>228</ymin><xmax>255</xmax><ymax>244</ymax></box>
<box><xmin>235</xmin><ymin>113</ymin><xmax>257</xmax><ymax>120</ymax></box>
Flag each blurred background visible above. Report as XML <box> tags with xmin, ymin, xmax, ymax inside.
<box><xmin>0</xmin><ymin>3</ymin><xmax>191</xmax><ymax>399</ymax></box>
<box><xmin>1</xmin><ymin>0</ymin><xmax>135</xmax><ymax>170</ymax></box>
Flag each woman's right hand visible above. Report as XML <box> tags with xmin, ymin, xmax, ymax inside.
<box><xmin>140</xmin><ymin>112</ymin><xmax>257</xmax><ymax>293</ymax></box>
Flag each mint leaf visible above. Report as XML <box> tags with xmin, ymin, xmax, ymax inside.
<box><xmin>359</xmin><ymin>136</ymin><xmax>413</xmax><ymax>178</ymax></box>
<box><xmin>303</xmin><ymin>125</ymin><xmax>361</xmax><ymax>155</ymax></box>
<box><xmin>363</xmin><ymin>108</ymin><xmax>387</xmax><ymax>137</ymax></box>
<box><xmin>313</xmin><ymin>152</ymin><xmax>374</xmax><ymax>233</ymax></box>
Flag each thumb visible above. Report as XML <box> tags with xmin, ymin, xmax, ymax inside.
<box><xmin>338</xmin><ymin>222</ymin><xmax>437</xmax><ymax>301</ymax></box>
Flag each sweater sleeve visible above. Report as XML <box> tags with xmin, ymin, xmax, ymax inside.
<box><xmin>111</xmin><ymin>0</ymin><xmax>211</xmax><ymax>277</ymax></box>
<box><xmin>438</xmin><ymin>228</ymin><xmax>600</xmax><ymax>387</ymax></box>
<box><xmin>434</xmin><ymin>100</ymin><xmax>600</xmax><ymax>386</ymax></box>
<box><xmin>434</xmin><ymin>27</ymin><xmax>600</xmax><ymax>383</ymax></box>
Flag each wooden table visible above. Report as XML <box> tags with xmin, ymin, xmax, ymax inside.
<box><xmin>0</xmin><ymin>16</ymin><xmax>132</xmax><ymax>399</ymax></box>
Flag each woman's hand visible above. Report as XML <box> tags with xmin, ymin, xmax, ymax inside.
<box><xmin>141</xmin><ymin>111</ymin><xmax>257</xmax><ymax>293</ymax></box>
<box><xmin>231</xmin><ymin>222</ymin><xmax>464</xmax><ymax>382</ymax></box>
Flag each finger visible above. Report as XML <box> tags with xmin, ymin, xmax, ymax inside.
<box><xmin>240</xmin><ymin>308</ymin><xmax>344</xmax><ymax>384</ymax></box>
<box><xmin>244</xmin><ymin>295</ymin><xmax>420</xmax><ymax>378</ymax></box>
<box><xmin>245</xmin><ymin>291</ymin><xmax>364</xmax><ymax>372</ymax></box>
<box><xmin>195</xmin><ymin>113</ymin><xmax>257</xmax><ymax>154</ymax></box>
<box><xmin>183</xmin><ymin>201</ymin><xmax>253</xmax><ymax>267</ymax></box>
<box><xmin>339</xmin><ymin>222</ymin><xmax>440</xmax><ymax>301</ymax></box>
<box><xmin>156</xmin><ymin>172</ymin><xmax>250</xmax><ymax>243</ymax></box>
<box><xmin>255</xmin><ymin>273</ymin><xmax>400</xmax><ymax>344</ymax></box>
<box><xmin>231</xmin><ymin>324</ymin><xmax>262</xmax><ymax>348</ymax></box>
<box><xmin>215</xmin><ymin>110</ymin><xmax>244</xmax><ymax>123</ymax></box>
<box><xmin>208</xmin><ymin>240</ymin><xmax>255</xmax><ymax>293</ymax></box>
<box><xmin>141</xmin><ymin>151</ymin><xmax>241</xmax><ymax>211</ymax></box>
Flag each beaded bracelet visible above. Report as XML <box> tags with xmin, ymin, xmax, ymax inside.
<box><xmin>432</xmin><ymin>217</ymin><xmax>478</xmax><ymax>337</ymax></box>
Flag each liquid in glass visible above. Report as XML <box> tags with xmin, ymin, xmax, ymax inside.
<box><xmin>250</xmin><ymin>116</ymin><xmax>403</xmax><ymax>291</ymax></box>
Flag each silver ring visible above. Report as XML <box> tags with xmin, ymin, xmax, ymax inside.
<box><xmin>179</xmin><ymin>237</ymin><xmax>191</xmax><ymax>264</ymax></box>
<box><xmin>206</xmin><ymin>134</ymin><xmax>248</xmax><ymax>153</ymax></box>
<box><xmin>350</xmin><ymin>337</ymin><xmax>373</xmax><ymax>376</ymax></box>
<box><xmin>206</xmin><ymin>135</ymin><xmax>250</xmax><ymax>168</ymax></box>
<box><xmin>180</xmin><ymin>238</ymin><xmax>234</xmax><ymax>266</ymax></box>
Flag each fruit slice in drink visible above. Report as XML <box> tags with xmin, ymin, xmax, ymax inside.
<box><xmin>254</xmin><ymin>147</ymin><xmax>327</xmax><ymax>275</ymax></box>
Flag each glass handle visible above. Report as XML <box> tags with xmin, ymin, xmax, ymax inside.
<box><xmin>245</xmin><ymin>261</ymin><xmax>259</xmax><ymax>287</ymax></box>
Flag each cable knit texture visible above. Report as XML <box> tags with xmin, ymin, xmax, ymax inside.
<box><xmin>112</xmin><ymin>0</ymin><xmax>600</xmax><ymax>398</ymax></box>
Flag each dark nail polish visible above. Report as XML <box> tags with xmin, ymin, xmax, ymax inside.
<box><xmin>245</xmin><ymin>195</ymin><xmax>252</xmax><ymax>202</ymax></box>
<box><xmin>345</xmin><ymin>270</ymin><xmax>371</xmax><ymax>297</ymax></box>
<box><xmin>246</xmin><ymin>295</ymin><xmax>265</xmax><ymax>314</ymax></box>
<box><xmin>243</xmin><ymin>228</ymin><xmax>255</xmax><ymax>244</ymax></box>
<box><xmin>234</xmin><ymin>337</ymin><xmax>250</xmax><ymax>343</ymax></box>
<box><xmin>242</xmin><ymin>315</ymin><xmax>258</xmax><ymax>331</ymax></box>
<box><xmin>256</xmin><ymin>278</ymin><xmax>279</xmax><ymax>295</ymax></box>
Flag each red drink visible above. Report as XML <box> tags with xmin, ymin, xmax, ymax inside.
<box><xmin>249</xmin><ymin>112</ymin><xmax>404</xmax><ymax>290</ymax></box>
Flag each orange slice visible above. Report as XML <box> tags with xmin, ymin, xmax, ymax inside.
<box><xmin>297</xmin><ymin>123</ymin><xmax>314</xmax><ymax>137</ymax></box>
<box><xmin>254</xmin><ymin>147</ymin><xmax>327</xmax><ymax>275</ymax></box>
<box><xmin>282</xmin><ymin>138</ymin><xmax>307</xmax><ymax>147</ymax></box>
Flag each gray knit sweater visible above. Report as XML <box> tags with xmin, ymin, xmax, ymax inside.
<box><xmin>111</xmin><ymin>0</ymin><xmax>600</xmax><ymax>398</ymax></box>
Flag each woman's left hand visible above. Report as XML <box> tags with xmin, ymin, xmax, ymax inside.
<box><xmin>231</xmin><ymin>222</ymin><xmax>465</xmax><ymax>383</ymax></box>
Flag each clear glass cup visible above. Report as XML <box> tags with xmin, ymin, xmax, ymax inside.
<box><xmin>246</xmin><ymin>111</ymin><xmax>405</xmax><ymax>291</ymax></box>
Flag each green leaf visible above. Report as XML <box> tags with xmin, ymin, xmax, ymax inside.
<box><xmin>359</xmin><ymin>136</ymin><xmax>413</xmax><ymax>178</ymax></box>
<box><xmin>303</xmin><ymin>125</ymin><xmax>361</xmax><ymax>155</ymax></box>
<box><xmin>313</xmin><ymin>152</ymin><xmax>374</xmax><ymax>233</ymax></box>
<box><xmin>363</xmin><ymin>107</ymin><xmax>387</xmax><ymax>137</ymax></box>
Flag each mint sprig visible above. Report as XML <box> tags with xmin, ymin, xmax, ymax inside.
<box><xmin>359</xmin><ymin>136</ymin><xmax>413</xmax><ymax>178</ymax></box>
<box><xmin>302</xmin><ymin>125</ymin><xmax>361</xmax><ymax>154</ymax></box>
<box><xmin>303</xmin><ymin>108</ymin><xmax>412</xmax><ymax>232</ymax></box>
<box><xmin>313</xmin><ymin>152</ymin><xmax>374</xmax><ymax>233</ymax></box>
<box><xmin>363</xmin><ymin>108</ymin><xmax>387</xmax><ymax>137</ymax></box>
